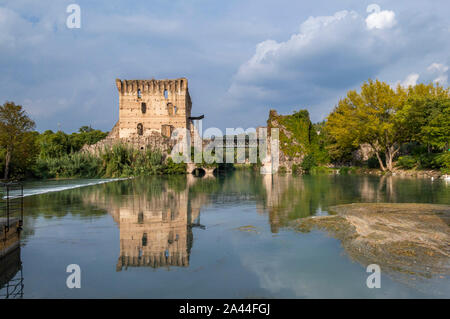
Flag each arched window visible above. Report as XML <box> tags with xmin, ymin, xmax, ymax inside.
<box><xmin>137</xmin><ymin>89</ymin><xmax>141</xmax><ymax>98</ymax></box>
<box><xmin>137</xmin><ymin>123</ymin><xmax>143</xmax><ymax>136</ymax></box>
<box><xmin>164</xmin><ymin>89</ymin><xmax>168</xmax><ymax>99</ymax></box>
<box><xmin>174</xmin><ymin>106</ymin><xmax>178</xmax><ymax>114</ymax></box>
<box><xmin>141</xmin><ymin>102</ymin><xmax>146</xmax><ymax>114</ymax></box>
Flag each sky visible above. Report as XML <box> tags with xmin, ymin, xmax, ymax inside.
<box><xmin>0</xmin><ymin>0</ymin><xmax>449</xmax><ymax>133</ymax></box>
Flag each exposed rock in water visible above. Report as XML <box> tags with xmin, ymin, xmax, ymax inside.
<box><xmin>290</xmin><ymin>203</ymin><xmax>450</xmax><ymax>288</ymax></box>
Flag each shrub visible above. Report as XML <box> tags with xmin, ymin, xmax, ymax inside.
<box><xmin>278</xmin><ymin>166</ymin><xmax>287</xmax><ymax>174</ymax></box>
<box><xmin>292</xmin><ymin>164</ymin><xmax>302</xmax><ymax>175</ymax></box>
<box><xmin>396</xmin><ymin>155</ymin><xmax>417</xmax><ymax>169</ymax></box>
<box><xmin>339</xmin><ymin>166</ymin><xmax>358</xmax><ymax>174</ymax></box>
<box><xmin>163</xmin><ymin>157</ymin><xmax>187</xmax><ymax>175</ymax></box>
<box><xmin>367</xmin><ymin>156</ymin><xmax>381</xmax><ymax>169</ymax></box>
<box><xmin>33</xmin><ymin>153</ymin><xmax>102</xmax><ymax>178</ymax></box>
<box><xmin>32</xmin><ymin>144</ymin><xmax>188</xmax><ymax>179</ymax></box>
<box><xmin>310</xmin><ymin>166</ymin><xmax>333</xmax><ymax>174</ymax></box>
<box><xmin>417</xmin><ymin>153</ymin><xmax>438</xmax><ymax>169</ymax></box>
<box><xmin>434</xmin><ymin>152</ymin><xmax>450</xmax><ymax>174</ymax></box>
<box><xmin>301</xmin><ymin>154</ymin><xmax>317</xmax><ymax>173</ymax></box>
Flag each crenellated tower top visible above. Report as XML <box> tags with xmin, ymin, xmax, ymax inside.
<box><xmin>115</xmin><ymin>78</ymin><xmax>188</xmax><ymax>95</ymax></box>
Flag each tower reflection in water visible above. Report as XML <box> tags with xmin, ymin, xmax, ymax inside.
<box><xmin>87</xmin><ymin>175</ymin><xmax>208</xmax><ymax>271</ymax></box>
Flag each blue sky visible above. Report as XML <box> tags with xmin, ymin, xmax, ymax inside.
<box><xmin>0</xmin><ymin>0</ymin><xmax>449</xmax><ymax>132</ymax></box>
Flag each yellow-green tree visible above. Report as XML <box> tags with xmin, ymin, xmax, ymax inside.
<box><xmin>326</xmin><ymin>79</ymin><xmax>408</xmax><ymax>171</ymax></box>
<box><xmin>0</xmin><ymin>102</ymin><xmax>36</xmax><ymax>179</ymax></box>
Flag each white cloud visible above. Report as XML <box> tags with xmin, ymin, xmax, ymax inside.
<box><xmin>365</xmin><ymin>4</ymin><xmax>397</xmax><ymax>30</ymax></box>
<box><xmin>427</xmin><ymin>62</ymin><xmax>448</xmax><ymax>85</ymax></box>
<box><xmin>427</xmin><ymin>63</ymin><xmax>449</xmax><ymax>73</ymax></box>
<box><xmin>226</xmin><ymin>9</ymin><xmax>404</xmax><ymax>123</ymax></box>
<box><xmin>401</xmin><ymin>73</ymin><xmax>419</xmax><ymax>87</ymax></box>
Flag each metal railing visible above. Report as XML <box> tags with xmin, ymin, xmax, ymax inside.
<box><xmin>0</xmin><ymin>182</ymin><xmax>24</xmax><ymax>231</ymax></box>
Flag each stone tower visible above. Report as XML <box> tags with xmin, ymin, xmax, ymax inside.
<box><xmin>115</xmin><ymin>78</ymin><xmax>192</xmax><ymax>139</ymax></box>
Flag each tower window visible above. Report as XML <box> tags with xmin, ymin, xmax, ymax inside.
<box><xmin>137</xmin><ymin>89</ymin><xmax>141</xmax><ymax>98</ymax></box>
<box><xmin>137</xmin><ymin>123</ymin><xmax>143</xmax><ymax>135</ymax></box>
<box><xmin>167</xmin><ymin>103</ymin><xmax>174</xmax><ymax>116</ymax></box>
<box><xmin>174</xmin><ymin>106</ymin><xmax>178</xmax><ymax>114</ymax></box>
<box><xmin>164</xmin><ymin>89</ymin><xmax>168</xmax><ymax>99</ymax></box>
<box><xmin>142</xmin><ymin>233</ymin><xmax>147</xmax><ymax>247</ymax></box>
<box><xmin>141</xmin><ymin>102</ymin><xmax>146</xmax><ymax>114</ymax></box>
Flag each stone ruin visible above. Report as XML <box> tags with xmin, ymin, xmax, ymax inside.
<box><xmin>84</xmin><ymin>78</ymin><xmax>200</xmax><ymax>154</ymax></box>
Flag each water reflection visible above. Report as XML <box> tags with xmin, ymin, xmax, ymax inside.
<box><xmin>77</xmin><ymin>171</ymin><xmax>449</xmax><ymax>272</ymax></box>
<box><xmin>0</xmin><ymin>248</ymin><xmax>24</xmax><ymax>299</ymax></box>
<box><xmin>15</xmin><ymin>171</ymin><xmax>449</xmax><ymax>298</ymax></box>
<box><xmin>82</xmin><ymin>176</ymin><xmax>210</xmax><ymax>270</ymax></box>
<box><xmin>113</xmin><ymin>186</ymin><xmax>198</xmax><ymax>270</ymax></box>
<box><xmin>257</xmin><ymin>173</ymin><xmax>448</xmax><ymax>232</ymax></box>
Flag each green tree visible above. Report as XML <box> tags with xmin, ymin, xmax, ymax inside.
<box><xmin>326</xmin><ymin>79</ymin><xmax>408</xmax><ymax>171</ymax></box>
<box><xmin>36</xmin><ymin>130</ymin><xmax>71</xmax><ymax>159</ymax></box>
<box><xmin>69</xmin><ymin>126</ymin><xmax>108</xmax><ymax>151</ymax></box>
<box><xmin>401</xmin><ymin>83</ymin><xmax>450</xmax><ymax>151</ymax></box>
<box><xmin>0</xmin><ymin>102</ymin><xmax>36</xmax><ymax>179</ymax></box>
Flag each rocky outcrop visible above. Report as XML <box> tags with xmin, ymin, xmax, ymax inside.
<box><xmin>266</xmin><ymin>109</ymin><xmax>314</xmax><ymax>172</ymax></box>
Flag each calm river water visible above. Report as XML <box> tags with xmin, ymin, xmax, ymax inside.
<box><xmin>1</xmin><ymin>171</ymin><xmax>449</xmax><ymax>298</ymax></box>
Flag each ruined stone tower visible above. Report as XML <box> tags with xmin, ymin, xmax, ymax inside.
<box><xmin>115</xmin><ymin>78</ymin><xmax>192</xmax><ymax>139</ymax></box>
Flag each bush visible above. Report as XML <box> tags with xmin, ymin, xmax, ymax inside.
<box><xmin>396</xmin><ymin>152</ymin><xmax>449</xmax><ymax>171</ymax></box>
<box><xmin>278</xmin><ymin>166</ymin><xmax>287</xmax><ymax>174</ymax></box>
<box><xmin>32</xmin><ymin>144</ymin><xmax>188</xmax><ymax>179</ymax></box>
<box><xmin>367</xmin><ymin>156</ymin><xmax>381</xmax><ymax>169</ymax></box>
<box><xmin>301</xmin><ymin>154</ymin><xmax>317</xmax><ymax>173</ymax></box>
<box><xmin>292</xmin><ymin>164</ymin><xmax>302</xmax><ymax>175</ymax></box>
<box><xmin>396</xmin><ymin>155</ymin><xmax>417</xmax><ymax>169</ymax></box>
<box><xmin>310</xmin><ymin>166</ymin><xmax>334</xmax><ymax>174</ymax></box>
<box><xmin>33</xmin><ymin>153</ymin><xmax>102</xmax><ymax>178</ymax></box>
<box><xmin>417</xmin><ymin>153</ymin><xmax>438</xmax><ymax>169</ymax></box>
<box><xmin>163</xmin><ymin>157</ymin><xmax>187</xmax><ymax>175</ymax></box>
<box><xmin>434</xmin><ymin>152</ymin><xmax>450</xmax><ymax>174</ymax></box>
<box><xmin>339</xmin><ymin>166</ymin><xmax>358</xmax><ymax>174</ymax></box>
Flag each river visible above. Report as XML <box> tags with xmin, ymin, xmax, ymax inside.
<box><xmin>1</xmin><ymin>170</ymin><xmax>449</xmax><ymax>298</ymax></box>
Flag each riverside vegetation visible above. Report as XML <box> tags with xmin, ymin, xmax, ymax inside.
<box><xmin>0</xmin><ymin>107</ymin><xmax>185</xmax><ymax>180</ymax></box>
<box><xmin>1</xmin><ymin>79</ymin><xmax>449</xmax><ymax>180</ymax></box>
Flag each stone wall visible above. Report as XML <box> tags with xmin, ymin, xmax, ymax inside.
<box><xmin>116</xmin><ymin>78</ymin><xmax>192</xmax><ymax>139</ymax></box>
<box><xmin>82</xmin><ymin>131</ymin><xmax>177</xmax><ymax>155</ymax></box>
